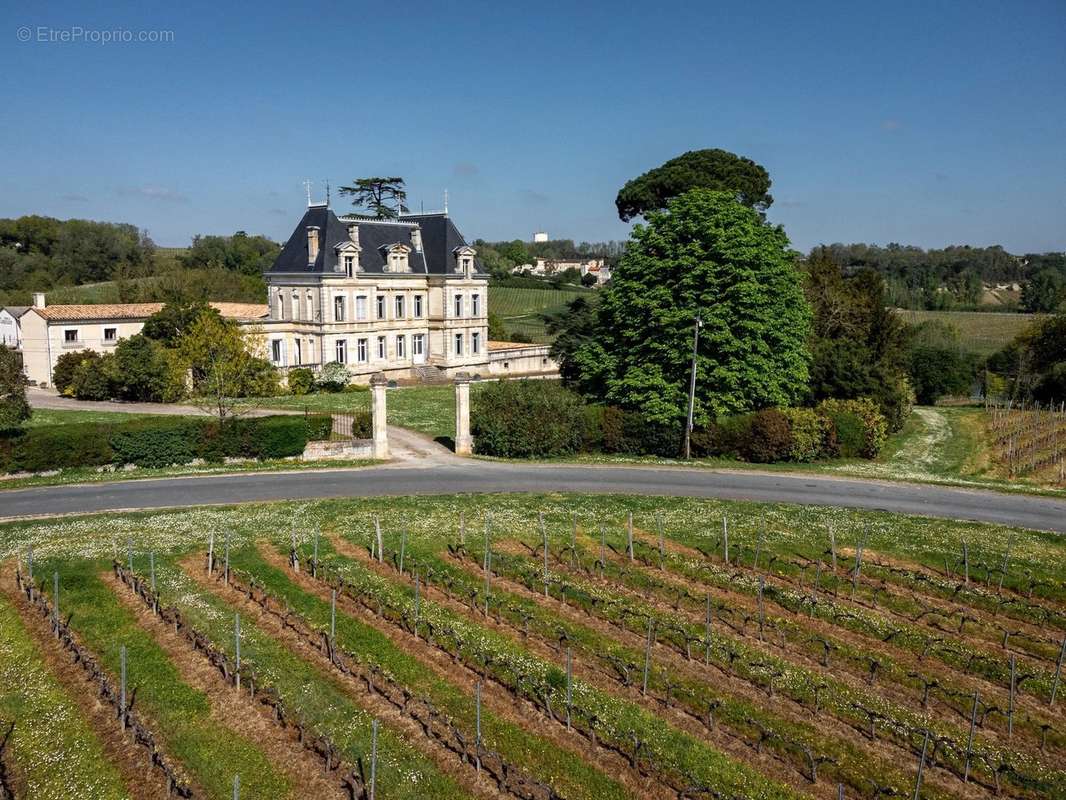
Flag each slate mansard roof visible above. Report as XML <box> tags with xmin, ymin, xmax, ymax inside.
<box><xmin>267</xmin><ymin>205</ymin><xmax>483</xmax><ymax>277</ymax></box>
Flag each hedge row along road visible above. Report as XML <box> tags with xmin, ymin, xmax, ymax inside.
<box><xmin>3</xmin><ymin>460</ymin><xmax>1066</xmax><ymax>531</ymax></box>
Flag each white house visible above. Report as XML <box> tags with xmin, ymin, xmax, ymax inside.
<box><xmin>0</xmin><ymin>306</ymin><xmax>28</xmax><ymax>348</ymax></box>
<box><xmin>18</xmin><ymin>296</ymin><xmax>268</xmax><ymax>386</ymax></box>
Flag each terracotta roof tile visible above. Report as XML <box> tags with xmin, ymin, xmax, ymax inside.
<box><xmin>31</xmin><ymin>302</ymin><xmax>269</xmax><ymax>322</ymax></box>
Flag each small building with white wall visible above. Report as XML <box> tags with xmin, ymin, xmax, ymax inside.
<box><xmin>0</xmin><ymin>306</ymin><xmax>28</xmax><ymax>349</ymax></box>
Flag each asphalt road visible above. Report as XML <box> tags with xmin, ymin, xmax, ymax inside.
<box><xmin>2</xmin><ymin>461</ymin><xmax>1064</xmax><ymax>531</ymax></box>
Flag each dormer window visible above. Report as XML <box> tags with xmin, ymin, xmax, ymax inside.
<box><xmin>453</xmin><ymin>245</ymin><xmax>477</xmax><ymax>275</ymax></box>
<box><xmin>380</xmin><ymin>243</ymin><xmax>411</xmax><ymax>273</ymax></box>
<box><xmin>344</xmin><ymin>255</ymin><xmax>354</xmax><ymax>277</ymax></box>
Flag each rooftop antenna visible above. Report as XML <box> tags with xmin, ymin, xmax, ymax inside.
<box><xmin>325</xmin><ymin>180</ymin><xmax>331</xmax><ymax>207</ymax></box>
<box><xmin>302</xmin><ymin>179</ymin><xmax>312</xmax><ymax>207</ymax></box>
<box><xmin>443</xmin><ymin>189</ymin><xmax>449</xmax><ymax>215</ymax></box>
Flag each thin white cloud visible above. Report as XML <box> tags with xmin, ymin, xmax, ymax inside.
<box><xmin>881</xmin><ymin>119</ymin><xmax>902</xmax><ymax>131</ymax></box>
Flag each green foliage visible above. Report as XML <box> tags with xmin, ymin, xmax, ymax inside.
<box><xmin>0</xmin><ymin>414</ymin><xmax>311</xmax><ymax>473</ymax></box>
<box><xmin>745</xmin><ymin>409</ymin><xmax>793</xmax><ymax>463</ymax></box>
<box><xmin>0</xmin><ymin>344</ymin><xmax>30</xmax><ymax>431</ymax></box>
<box><xmin>111</xmin><ymin>334</ymin><xmax>180</xmax><ymax>402</ymax></box>
<box><xmin>110</xmin><ymin>418</ymin><xmax>201</xmax><ymax>467</ymax></box>
<box><xmin>905</xmin><ymin>344</ymin><xmax>977</xmax><ymax>404</ymax></box>
<box><xmin>179</xmin><ymin>231</ymin><xmax>279</xmax><ymax>276</ymax></box>
<box><xmin>287</xmin><ymin>367</ymin><xmax>314</xmax><ymax>395</ymax></box>
<box><xmin>598</xmin><ymin>406</ymin><xmax>681</xmax><ymax>457</ymax></box>
<box><xmin>181</xmin><ymin>314</ymin><xmax>278</xmax><ymax>416</ymax></box>
<box><xmin>487</xmin><ymin>312</ymin><xmax>507</xmax><ymax>341</ymax></box>
<box><xmin>781</xmin><ymin>407</ymin><xmax>836</xmax><ymax>461</ymax></box>
<box><xmin>338</xmin><ymin>177</ymin><xmax>407</xmax><ymax>219</ymax></box>
<box><xmin>814</xmin><ymin>242</ymin><xmax>1026</xmax><ymax>311</ymax></box>
<box><xmin>562</xmin><ymin>190</ymin><xmax>811</xmax><ymax>424</ymax></box>
<box><xmin>615</xmin><ymin>149</ymin><xmax>773</xmax><ymax>221</ymax></box>
<box><xmin>51</xmin><ymin>349</ymin><xmax>97</xmax><ymax>395</ymax></box>
<box><xmin>471</xmin><ymin>380</ymin><xmax>585</xmax><ymax>457</ymax></box>
<box><xmin>581</xmin><ymin>271</ymin><xmax>598</xmax><ymax>287</ymax></box>
<box><xmin>142</xmin><ymin>301</ymin><xmax>220</xmax><ymax>345</ymax></box>
<box><xmin>305</xmin><ymin>413</ymin><xmax>334</xmax><ymax>441</ymax></box>
<box><xmin>806</xmin><ymin>251</ymin><xmax>912</xmax><ymax>430</ymax></box>
<box><xmin>817</xmin><ymin>398</ymin><xmax>887</xmax><ymax>458</ymax></box>
<box><xmin>1021</xmin><ymin>269</ymin><xmax>1065</xmax><ymax>313</ymax></box>
<box><xmin>69</xmin><ymin>354</ymin><xmax>114</xmax><ymax>401</ymax></box>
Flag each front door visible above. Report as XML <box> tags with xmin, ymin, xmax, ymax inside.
<box><xmin>413</xmin><ymin>333</ymin><xmax>426</xmax><ymax>364</ymax></box>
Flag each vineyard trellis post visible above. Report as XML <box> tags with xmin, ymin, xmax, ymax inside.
<box><xmin>541</xmin><ymin>512</ymin><xmax>549</xmax><ymax>596</ymax></box>
<box><xmin>414</xmin><ymin>572</ymin><xmax>420</xmax><ymax>634</ymax></box>
<box><xmin>312</xmin><ymin>527</ymin><xmax>320</xmax><ymax>578</ymax></box>
<box><xmin>234</xmin><ymin>612</ymin><xmax>241</xmax><ymax>690</ymax></box>
<box><xmin>626</xmin><ymin>511</ymin><xmax>634</xmax><ymax>562</ymax></box>
<box><xmin>722</xmin><ymin>515</ymin><xmax>729</xmax><ymax>565</ymax></box>
<box><xmin>912</xmin><ymin>728</ymin><xmax>929</xmax><ymax>800</ymax></box>
<box><xmin>232</xmin><ymin>774</ymin><xmax>239</xmax><ymax>800</ymax></box>
<box><xmin>398</xmin><ymin>529</ymin><xmax>405</xmax><ymax>576</ymax></box>
<box><xmin>475</xmin><ymin>681</ymin><xmax>482</xmax><ymax>774</ymax></box>
<box><xmin>655</xmin><ymin>512</ymin><xmax>664</xmax><ymax>569</ymax></box>
<box><xmin>964</xmin><ymin>690</ymin><xmax>978</xmax><ymax>781</ymax></box>
<box><xmin>571</xmin><ymin>513</ymin><xmax>578</xmax><ymax>569</ymax></box>
<box><xmin>119</xmin><ymin>644</ymin><xmax>127</xmax><ymax>728</ymax></box>
<box><xmin>565</xmin><ymin>646</ymin><xmax>573</xmax><ymax>731</ymax></box>
<box><xmin>26</xmin><ymin>546</ymin><xmax>33</xmax><ymax>601</ymax></box>
<box><xmin>598</xmin><ymin>525</ymin><xmax>606</xmax><ymax>577</ymax></box>
<box><xmin>1051</xmin><ymin>634</ymin><xmax>1066</xmax><ymax>706</ymax></box>
<box><xmin>705</xmin><ymin>594</ymin><xmax>713</xmax><ymax>664</ymax></box>
<box><xmin>52</xmin><ymin>572</ymin><xmax>59</xmax><ymax>638</ymax></box>
<box><xmin>330</xmin><ymin>589</ymin><xmax>337</xmax><ymax>641</ymax></box>
<box><xmin>369</xmin><ymin>718</ymin><xmax>378</xmax><ymax>800</ymax></box>
<box><xmin>375</xmin><ymin>515</ymin><xmax>383</xmax><ymax>563</ymax></box>
<box><xmin>1008</xmin><ymin>654</ymin><xmax>1016</xmax><ymax>737</ymax></box>
<box><xmin>224</xmin><ymin>531</ymin><xmax>231</xmax><ymax>585</ymax></box>
<box><xmin>828</xmin><ymin>523</ymin><xmax>837</xmax><ymax>571</ymax></box>
<box><xmin>459</xmin><ymin>510</ymin><xmax>465</xmax><ymax>548</ymax></box>
<box><xmin>642</xmin><ymin>619</ymin><xmax>654</xmax><ymax>696</ymax></box>
<box><xmin>207</xmin><ymin>531</ymin><xmax>214</xmax><ymax>576</ymax></box>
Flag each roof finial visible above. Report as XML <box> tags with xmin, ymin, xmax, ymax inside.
<box><xmin>325</xmin><ymin>180</ymin><xmax>331</xmax><ymax>207</ymax></box>
<box><xmin>303</xmin><ymin>179</ymin><xmax>312</xmax><ymax>207</ymax></box>
<box><xmin>443</xmin><ymin>188</ymin><xmax>449</xmax><ymax>215</ymax></box>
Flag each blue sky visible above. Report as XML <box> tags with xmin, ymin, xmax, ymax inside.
<box><xmin>1</xmin><ymin>0</ymin><xmax>1063</xmax><ymax>252</ymax></box>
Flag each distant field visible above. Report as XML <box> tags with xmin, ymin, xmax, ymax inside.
<box><xmin>488</xmin><ymin>285</ymin><xmax>592</xmax><ymax>342</ymax></box>
<box><xmin>896</xmin><ymin>309</ymin><xmax>1044</xmax><ymax>355</ymax></box>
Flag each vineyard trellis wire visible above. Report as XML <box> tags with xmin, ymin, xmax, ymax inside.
<box><xmin>986</xmin><ymin>398</ymin><xmax>1066</xmax><ymax>479</ymax></box>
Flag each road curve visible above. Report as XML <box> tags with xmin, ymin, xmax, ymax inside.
<box><xmin>1</xmin><ymin>461</ymin><xmax>1064</xmax><ymax>532</ymax></box>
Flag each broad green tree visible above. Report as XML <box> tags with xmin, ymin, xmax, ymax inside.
<box><xmin>615</xmin><ymin>149</ymin><xmax>772</xmax><ymax>221</ymax></box>
<box><xmin>180</xmin><ymin>315</ymin><xmax>278</xmax><ymax>419</ymax></box>
<box><xmin>1021</xmin><ymin>268</ymin><xmax>1066</xmax><ymax>313</ymax></box>
<box><xmin>0</xmin><ymin>345</ymin><xmax>30</xmax><ymax>430</ymax></box>
<box><xmin>142</xmin><ymin>301</ymin><xmax>220</xmax><ymax>346</ymax></box>
<box><xmin>338</xmin><ymin>177</ymin><xmax>407</xmax><ymax>219</ymax></box>
<box><xmin>563</xmin><ymin>189</ymin><xmax>811</xmax><ymax>425</ymax></box>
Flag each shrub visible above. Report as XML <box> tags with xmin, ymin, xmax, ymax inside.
<box><xmin>745</xmin><ymin>409</ymin><xmax>793</xmax><ymax>463</ymax></box>
<box><xmin>111</xmin><ymin>335</ymin><xmax>175</xmax><ymax>402</ymax></box>
<box><xmin>580</xmin><ymin>405</ymin><xmax>605</xmax><ymax>452</ymax></box>
<box><xmin>817</xmin><ymin>398</ymin><xmax>887</xmax><ymax>458</ymax></box>
<box><xmin>70</xmin><ymin>355</ymin><xmax>114</xmax><ymax>401</ymax></box>
<box><xmin>781</xmin><ymin>407</ymin><xmax>833</xmax><ymax>462</ymax></box>
<box><xmin>349</xmin><ymin>411</ymin><xmax>373</xmax><ymax>439</ymax></box>
<box><xmin>306</xmin><ymin>413</ymin><xmax>334</xmax><ymax>441</ymax></box>
<box><xmin>52</xmin><ymin>350</ymin><xmax>98</xmax><ymax>395</ymax></box>
<box><xmin>0</xmin><ymin>414</ymin><xmax>312</xmax><ymax>474</ymax></box>
<box><xmin>825</xmin><ymin>408</ymin><xmax>866</xmax><ymax>458</ymax></box>
<box><xmin>8</xmin><ymin>423</ymin><xmax>115</xmax><ymax>472</ymax></box>
<box><xmin>288</xmin><ymin>368</ymin><xmax>314</xmax><ymax>396</ymax></box>
<box><xmin>316</xmin><ymin>362</ymin><xmax>349</xmax><ymax>393</ymax></box>
<box><xmin>110</xmin><ymin>418</ymin><xmax>201</xmax><ymax>468</ymax></box>
<box><xmin>471</xmin><ymin>380</ymin><xmax>585</xmax><ymax>457</ymax></box>
<box><xmin>595</xmin><ymin>407</ymin><xmax>681</xmax><ymax>456</ymax></box>
<box><xmin>343</xmin><ymin>382</ymin><xmax>370</xmax><ymax>393</ymax></box>
<box><xmin>244</xmin><ymin>357</ymin><xmax>281</xmax><ymax>397</ymax></box>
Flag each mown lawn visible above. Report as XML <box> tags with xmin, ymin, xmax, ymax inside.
<box><xmin>24</xmin><ymin>408</ymin><xmax>192</xmax><ymax>428</ymax></box>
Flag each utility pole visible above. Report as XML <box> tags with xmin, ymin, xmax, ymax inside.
<box><xmin>683</xmin><ymin>314</ymin><xmax>703</xmax><ymax>459</ymax></box>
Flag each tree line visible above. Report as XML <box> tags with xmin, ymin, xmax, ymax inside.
<box><xmin>0</xmin><ymin>215</ymin><xmax>279</xmax><ymax>307</ymax></box>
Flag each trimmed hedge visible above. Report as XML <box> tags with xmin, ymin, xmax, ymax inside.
<box><xmin>469</xmin><ymin>382</ymin><xmax>889</xmax><ymax>464</ymax></box>
<box><xmin>471</xmin><ymin>380</ymin><xmax>585</xmax><ymax>457</ymax></box>
<box><xmin>0</xmin><ymin>414</ymin><xmax>315</xmax><ymax>474</ymax></box>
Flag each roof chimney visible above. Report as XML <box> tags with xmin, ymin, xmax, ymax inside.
<box><xmin>347</xmin><ymin>223</ymin><xmax>359</xmax><ymax>247</ymax></box>
<box><xmin>32</xmin><ymin>292</ymin><xmax>46</xmax><ymax>309</ymax></box>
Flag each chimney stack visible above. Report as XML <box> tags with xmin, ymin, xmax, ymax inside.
<box><xmin>32</xmin><ymin>292</ymin><xmax>46</xmax><ymax>309</ymax></box>
<box><xmin>347</xmin><ymin>223</ymin><xmax>359</xmax><ymax>247</ymax></box>
<box><xmin>306</xmin><ymin>226</ymin><xmax>320</xmax><ymax>265</ymax></box>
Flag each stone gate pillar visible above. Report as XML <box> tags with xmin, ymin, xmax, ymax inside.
<box><xmin>370</xmin><ymin>372</ymin><xmax>389</xmax><ymax>460</ymax></box>
<box><xmin>454</xmin><ymin>372</ymin><xmax>473</xmax><ymax>456</ymax></box>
